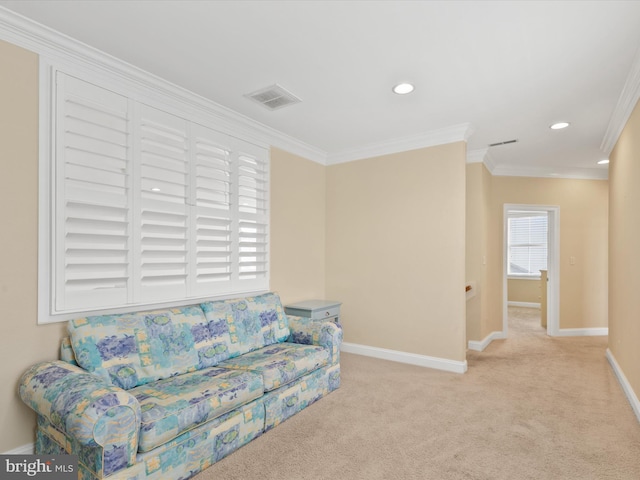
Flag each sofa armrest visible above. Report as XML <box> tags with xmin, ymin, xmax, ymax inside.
<box><xmin>287</xmin><ymin>315</ymin><xmax>343</xmax><ymax>364</ymax></box>
<box><xmin>20</xmin><ymin>361</ymin><xmax>141</xmax><ymax>473</ymax></box>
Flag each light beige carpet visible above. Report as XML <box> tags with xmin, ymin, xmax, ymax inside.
<box><xmin>195</xmin><ymin>308</ymin><xmax>640</xmax><ymax>480</ymax></box>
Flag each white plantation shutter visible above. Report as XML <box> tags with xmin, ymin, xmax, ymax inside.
<box><xmin>137</xmin><ymin>105</ymin><xmax>190</xmax><ymax>302</ymax></box>
<box><xmin>55</xmin><ymin>73</ymin><xmax>131</xmax><ymax>311</ymax></box>
<box><xmin>508</xmin><ymin>212</ymin><xmax>548</xmax><ymax>276</ymax></box>
<box><xmin>50</xmin><ymin>72</ymin><xmax>269</xmax><ymax>318</ymax></box>
<box><xmin>236</xmin><ymin>141</ymin><xmax>269</xmax><ymax>290</ymax></box>
<box><xmin>191</xmin><ymin>124</ymin><xmax>233</xmax><ymax>296</ymax></box>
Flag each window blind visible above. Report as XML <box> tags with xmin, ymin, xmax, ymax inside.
<box><xmin>52</xmin><ymin>72</ymin><xmax>269</xmax><ymax>316</ymax></box>
<box><xmin>507</xmin><ymin>212</ymin><xmax>548</xmax><ymax>276</ymax></box>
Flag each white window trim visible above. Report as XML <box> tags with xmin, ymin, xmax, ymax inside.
<box><xmin>38</xmin><ymin>58</ymin><xmax>271</xmax><ymax>324</ymax></box>
<box><xmin>507</xmin><ymin>275</ymin><xmax>542</xmax><ymax>280</ymax></box>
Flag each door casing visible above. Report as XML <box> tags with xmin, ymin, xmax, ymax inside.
<box><xmin>503</xmin><ymin>204</ymin><xmax>560</xmax><ymax>336</ymax></box>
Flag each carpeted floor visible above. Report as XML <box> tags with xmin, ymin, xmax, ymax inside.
<box><xmin>195</xmin><ymin>307</ymin><xmax>640</xmax><ymax>480</ymax></box>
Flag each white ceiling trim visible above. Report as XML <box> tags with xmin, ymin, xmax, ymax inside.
<box><xmin>467</xmin><ymin>148</ymin><xmax>604</xmax><ymax>180</ymax></box>
<box><xmin>601</xmin><ymin>44</ymin><xmax>640</xmax><ymax>156</ymax></box>
<box><xmin>483</xmin><ymin>151</ymin><xmax>496</xmax><ymax>174</ymax></box>
<box><xmin>327</xmin><ymin>123</ymin><xmax>474</xmax><ymax>165</ymax></box>
<box><xmin>491</xmin><ymin>165</ymin><xmax>608</xmax><ymax>181</ymax></box>
<box><xmin>465</xmin><ymin>148</ymin><xmax>497</xmax><ymax>174</ymax></box>
<box><xmin>466</xmin><ymin>148</ymin><xmax>488</xmax><ymax>164</ymax></box>
<box><xmin>0</xmin><ymin>6</ymin><xmax>328</xmax><ymax>165</ymax></box>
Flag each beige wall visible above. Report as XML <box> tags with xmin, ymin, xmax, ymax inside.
<box><xmin>609</xmin><ymin>99</ymin><xmax>640</xmax><ymax>402</ymax></box>
<box><xmin>465</xmin><ymin>162</ymin><xmax>498</xmax><ymax>342</ymax></box>
<box><xmin>508</xmin><ymin>278</ymin><xmax>541</xmax><ymax>304</ymax></box>
<box><xmin>270</xmin><ymin>148</ymin><xmax>326</xmax><ymax>304</ymax></box>
<box><xmin>326</xmin><ymin>143</ymin><xmax>467</xmax><ymax>362</ymax></box>
<box><xmin>466</xmin><ymin>164</ymin><xmax>483</xmax><ymax>341</ymax></box>
<box><xmin>0</xmin><ymin>41</ymin><xmax>67</xmax><ymax>452</ymax></box>
<box><xmin>465</xmin><ymin>163</ymin><xmax>492</xmax><ymax>342</ymax></box>
<box><xmin>488</xmin><ymin>176</ymin><xmax>608</xmax><ymax>330</ymax></box>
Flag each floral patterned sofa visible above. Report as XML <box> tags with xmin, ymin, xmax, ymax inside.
<box><xmin>19</xmin><ymin>293</ymin><xmax>342</xmax><ymax>480</ymax></box>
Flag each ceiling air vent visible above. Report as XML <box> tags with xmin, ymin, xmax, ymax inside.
<box><xmin>489</xmin><ymin>139</ymin><xmax>519</xmax><ymax>147</ymax></box>
<box><xmin>245</xmin><ymin>84</ymin><xmax>301</xmax><ymax>111</ymax></box>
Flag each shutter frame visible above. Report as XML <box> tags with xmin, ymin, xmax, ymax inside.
<box><xmin>50</xmin><ymin>73</ymin><xmax>269</xmax><ymax>319</ymax></box>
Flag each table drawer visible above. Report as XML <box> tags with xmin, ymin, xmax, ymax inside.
<box><xmin>309</xmin><ymin>305</ymin><xmax>341</xmax><ymax>320</ymax></box>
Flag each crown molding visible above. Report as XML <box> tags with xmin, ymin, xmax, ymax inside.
<box><xmin>491</xmin><ymin>164</ymin><xmax>608</xmax><ymax>180</ymax></box>
<box><xmin>601</xmin><ymin>45</ymin><xmax>640</xmax><ymax>156</ymax></box>
<box><xmin>465</xmin><ymin>148</ymin><xmax>497</xmax><ymax>174</ymax></box>
<box><xmin>483</xmin><ymin>151</ymin><xmax>496</xmax><ymax>173</ymax></box>
<box><xmin>0</xmin><ymin>6</ymin><xmax>328</xmax><ymax>165</ymax></box>
<box><xmin>466</xmin><ymin>148</ymin><xmax>487</xmax><ymax>164</ymax></box>
<box><xmin>326</xmin><ymin>123</ymin><xmax>474</xmax><ymax>165</ymax></box>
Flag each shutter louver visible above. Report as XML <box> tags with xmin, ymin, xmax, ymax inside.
<box><xmin>192</xmin><ymin>125</ymin><xmax>233</xmax><ymax>296</ymax></box>
<box><xmin>236</xmin><ymin>141</ymin><xmax>269</xmax><ymax>290</ymax></box>
<box><xmin>56</xmin><ymin>74</ymin><xmax>131</xmax><ymax>311</ymax></box>
<box><xmin>138</xmin><ymin>105</ymin><xmax>189</xmax><ymax>302</ymax></box>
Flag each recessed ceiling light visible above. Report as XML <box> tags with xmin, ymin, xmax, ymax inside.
<box><xmin>393</xmin><ymin>83</ymin><xmax>414</xmax><ymax>95</ymax></box>
<box><xmin>597</xmin><ymin>159</ymin><xmax>609</xmax><ymax>165</ymax></box>
<box><xmin>550</xmin><ymin>122</ymin><xmax>570</xmax><ymax>130</ymax></box>
<box><xmin>151</xmin><ymin>187</ymin><xmax>161</xmax><ymax>192</ymax></box>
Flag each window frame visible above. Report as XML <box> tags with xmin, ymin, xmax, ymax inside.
<box><xmin>38</xmin><ymin>60</ymin><xmax>270</xmax><ymax>324</ymax></box>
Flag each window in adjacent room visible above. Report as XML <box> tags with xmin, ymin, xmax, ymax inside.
<box><xmin>507</xmin><ymin>211</ymin><xmax>548</xmax><ymax>278</ymax></box>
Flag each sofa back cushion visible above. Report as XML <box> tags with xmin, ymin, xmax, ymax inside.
<box><xmin>246</xmin><ymin>292</ymin><xmax>290</xmax><ymax>344</ymax></box>
<box><xmin>68</xmin><ymin>305</ymin><xmax>222</xmax><ymax>389</ymax></box>
<box><xmin>200</xmin><ymin>292</ymin><xmax>290</xmax><ymax>359</ymax></box>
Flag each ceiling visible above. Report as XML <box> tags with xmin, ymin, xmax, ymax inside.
<box><xmin>2</xmin><ymin>0</ymin><xmax>640</xmax><ymax>178</ymax></box>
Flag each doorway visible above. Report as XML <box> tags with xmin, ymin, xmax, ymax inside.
<box><xmin>502</xmin><ymin>204</ymin><xmax>560</xmax><ymax>337</ymax></box>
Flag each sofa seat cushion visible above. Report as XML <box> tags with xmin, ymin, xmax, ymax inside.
<box><xmin>218</xmin><ymin>344</ymin><xmax>329</xmax><ymax>392</ymax></box>
<box><xmin>129</xmin><ymin>367</ymin><xmax>264</xmax><ymax>452</ymax></box>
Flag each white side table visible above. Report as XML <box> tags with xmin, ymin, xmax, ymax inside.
<box><xmin>284</xmin><ymin>299</ymin><xmax>342</xmax><ymax>324</ymax></box>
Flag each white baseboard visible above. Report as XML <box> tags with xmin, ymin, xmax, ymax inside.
<box><xmin>468</xmin><ymin>331</ymin><xmax>506</xmax><ymax>352</ymax></box>
<box><xmin>554</xmin><ymin>327</ymin><xmax>608</xmax><ymax>337</ymax></box>
<box><xmin>341</xmin><ymin>342</ymin><xmax>467</xmax><ymax>374</ymax></box>
<box><xmin>3</xmin><ymin>443</ymin><xmax>35</xmax><ymax>454</ymax></box>
<box><xmin>507</xmin><ymin>301</ymin><xmax>541</xmax><ymax>308</ymax></box>
<box><xmin>606</xmin><ymin>349</ymin><xmax>640</xmax><ymax>424</ymax></box>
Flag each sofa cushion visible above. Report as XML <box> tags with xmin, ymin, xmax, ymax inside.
<box><xmin>68</xmin><ymin>306</ymin><xmax>230</xmax><ymax>389</ymax></box>
<box><xmin>201</xmin><ymin>299</ymin><xmax>260</xmax><ymax>358</ymax></box>
<box><xmin>218</xmin><ymin>343</ymin><xmax>329</xmax><ymax>392</ymax></box>
<box><xmin>246</xmin><ymin>293</ymin><xmax>290</xmax><ymax>345</ymax></box>
<box><xmin>130</xmin><ymin>367</ymin><xmax>263</xmax><ymax>452</ymax></box>
<box><xmin>200</xmin><ymin>293</ymin><xmax>290</xmax><ymax>361</ymax></box>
